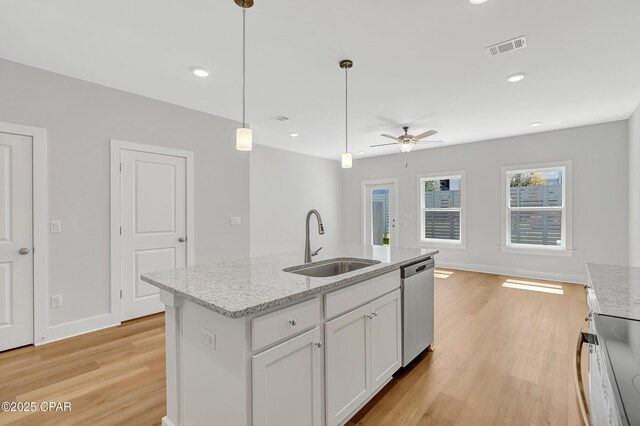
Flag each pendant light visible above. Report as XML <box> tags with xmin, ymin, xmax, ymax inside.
<box><xmin>340</xmin><ymin>59</ymin><xmax>353</xmax><ymax>168</ymax></box>
<box><xmin>235</xmin><ymin>0</ymin><xmax>253</xmax><ymax>151</ymax></box>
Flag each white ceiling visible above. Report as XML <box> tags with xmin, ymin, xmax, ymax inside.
<box><xmin>1</xmin><ymin>0</ymin><xmax>640</xmax><ymax>160</ymax></box>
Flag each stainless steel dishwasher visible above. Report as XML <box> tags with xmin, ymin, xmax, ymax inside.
<box><xmin>401</xmin><ymin>257</ymin><xmax>435</xmax><ymax>367</ymax></box>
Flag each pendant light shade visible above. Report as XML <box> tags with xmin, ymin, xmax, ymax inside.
<box><xmin>236</xmin><ymin>127</ymin><xmax>253</xmax><ymax>151</ymax></box>
<box><xmin>341</xmin><ymin>152</ymin><xmax>353</xmax><ymax>168</ymax></box>
<box><xmin>235</xmin><ymin>1</ymin><xmax>253</xmax><ymax>151</ymax></box>
<box><xmin>340</xmin><ymin>59</ymin><xmax>353</xmax><ymax>169</ymax></box>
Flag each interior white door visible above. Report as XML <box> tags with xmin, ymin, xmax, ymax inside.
<box><xmin>370</xmin><ymin>289</ymin><xmax>402</xmax><ymax>391</ymax></box>
<box><xmin>0</xmin><ymin>132</ymin><xmax>33</xmax><ymax>352</ymax></box>
<box><xmin>325</xmin><ymin>304</ymin><xmax>371</xmax><ymax>426</ymax></box>
<box><xmin>363</xmin><ymin>182</ymin><xmax>397</xmax><ymax>247</ymax></box>
<box><xmin>120</xmin><ymin>149</ymin><xmax>187</xmax><ymax>321</ymax></box>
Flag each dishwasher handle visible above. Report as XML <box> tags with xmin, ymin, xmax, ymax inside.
<box><xmin>401</xmin><ymin>258</ymin><xmax>434</xmax><ymax>278</ymax></box>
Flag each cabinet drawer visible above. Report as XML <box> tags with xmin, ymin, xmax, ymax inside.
<box><xmin>325</xmin><ymin>271</ymin><xmax>399</xmax><ymax>319</ymax></box>
<box><xmin>252</xmin><ymin>298</ymin><xmax>321</xmax><ymax>351</ymax></box>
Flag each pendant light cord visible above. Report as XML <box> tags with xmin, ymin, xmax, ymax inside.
<box><xmin>242</xmin><ymin>5</ymin><xmax>246</xmax><ymax>128</ymax></box>
<box><xmin>345</xmin><ymin>66</ymin><xmax>348</xmax><ymax>153</ymax></box>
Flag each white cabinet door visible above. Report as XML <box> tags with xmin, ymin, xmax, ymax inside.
<box><xmin>370</xmin><ymin>289</ymin><xmax>402</xmax><ymax>390</ymax></box>
<box><xmin>253</xmin><ymin>327</ymin><xmax>322</xmax><ymax>426</ymax></box>
<box><xmin>325</xmin><ymin>304</ymin><xmax>371</xmax><ymax>426</ymax></box>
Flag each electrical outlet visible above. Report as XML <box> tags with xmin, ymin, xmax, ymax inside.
<box><xmin>51</xmin><ymin>295</ymin><xmax>63</xmax><ymax>308</ymax></box>
<box><xmin>201</xmin><ymin>328</ymin><xmax>216</xmax><ymax>350</ymax></box>
<box><xmin>50</xmin><ymin>220</ymin><xmax>62</xmax><ymax>233</ymax></box>
<box><xmin>230</xmin><ymin>216</ymin><xmax>241</xmax><ymax>226</ymax></box>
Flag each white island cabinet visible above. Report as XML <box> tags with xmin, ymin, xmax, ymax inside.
<box><xmin>252</xmin><ymin>327</ymin><xmax>323</xmax><ymax>426</ymax></box>
<box><xmin>142</xmin><ymin>245</ymin><xmax>438</xmax><ymax>426</ymax></box>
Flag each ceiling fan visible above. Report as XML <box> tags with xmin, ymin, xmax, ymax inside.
<box><xmin>371</xmin><ymin>126</ymin><xmax>442</xmax><ymax>152</ymax></box>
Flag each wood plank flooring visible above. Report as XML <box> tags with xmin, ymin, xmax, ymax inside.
<box><xmin>0</xmin><ymin>269</ymin><xmax>587</xmax><ymax>426</ymax></box>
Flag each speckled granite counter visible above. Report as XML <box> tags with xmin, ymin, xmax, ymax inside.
<box><xmin>586</xmin><ymin>263</ymin><xmax>640</xmax><ymax>321</ymax></box>
<box><xmin>141</xmin><ymin>244</ymin><xmax>438</xmax><ymax>318</ymax></box>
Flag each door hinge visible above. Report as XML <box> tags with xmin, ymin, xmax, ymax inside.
<box><xmin>120</xmin><ymin>290</ymin><xmax>123</xmax><ymax>299</ymax></box>
<box><xmin>119</xmin><ymin>163</ymin><xmax>122</xmax><ymax>172</ymax></box>
<box><xmin>120</xmin><ymin>226</ymin><xmax>122</xmax><ymax>235</ymax></box>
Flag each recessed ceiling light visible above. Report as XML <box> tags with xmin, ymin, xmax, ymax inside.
<box><xmin>289</xmin><ymin>133</ymin><xmax>299</xmax><ymax>137</ymax></box>
<box><xmin>469</xmin><ymin>0</ymin><xmax>488</xmax><ymax>4</ymax></box>
<box><xmin>358</xmin><ymin>151</ymin><xmax>365</xmax><ymax>155</ymax></box>
<box><xmin>191</xmin><ymin>67</ymin><xmax>210</xmax><ymax>78</ymax></box>
<box><xmin>507</xmin><ymin>73</ymin><xmax>526</xmax><ymax>83</ymax></box>
<box><xmin>529</xmin><ymin>122</ymin><xmax>542</xmax><ymax>127</ymax></box>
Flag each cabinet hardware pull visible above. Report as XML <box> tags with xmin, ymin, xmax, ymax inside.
<box><xmin>315</xmin><ymin>341</ymin><xmax>323</xmax><ymax>348</ymax></box>
<box><xmin>372</xmin><ymin>312</ymin><xmax>378</xmax><ymax>317</ymax></box>
<box><xmin>288</xmin><ymin>318</ymin><xmax>297</xmax><ymax>326</ymax></box>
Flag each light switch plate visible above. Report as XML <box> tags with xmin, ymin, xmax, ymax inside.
<box><xmin>201</xmin><ymin>328</ymin><xmax>216</xmax><ymax>350</ymax></box>
<box><xmin>50</xmin><ymin>220</ymin><xmax>62</xmax><ymax>233</ymax></box>
<box><xmin>230</xmin><ymin>217</ymin><xmax>241</xmax><ymax>226</ymax></box>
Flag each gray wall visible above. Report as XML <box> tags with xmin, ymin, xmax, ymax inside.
<box><xmin>342</xmin><ymin>121</ymin><xmax>629</xmax><ymax>283</ymax></box>
<box><xmin>250</xmin><ymin>144</ymin><xmax>342</xmax><ymax>257</ymax></box>
<box><xmin>630</xmin><ymin>103</ymin><xmax>640</xmax><ymax>267</ymax></box>
<box><xmin>0</xmin><ymin>59</ymin><xmax>250</xmax><ymax>328</ymax></box>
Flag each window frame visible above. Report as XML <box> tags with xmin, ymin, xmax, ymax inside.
<box><xmin>500</xmin><ymin>161</ymin><xmax>573</xmax><ymax>257</ymax></box>
<box><xmin>417</xmin><ymin>171</ymin><xmax>467</xmax><ymax>249</ymax></box>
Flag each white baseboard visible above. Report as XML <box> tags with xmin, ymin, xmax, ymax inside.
<box><xmin>435</xmin><ymin>260</ymin><xmax>588</xmax><ymax>285</ymax></box>
<box><xmin>34</xmin><ymin>313</ymin><xmax>120</xmax><ymax>346</ymax></box>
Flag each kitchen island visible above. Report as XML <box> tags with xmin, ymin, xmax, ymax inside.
<box><xmin>141</xmin><ymin>245</ymin><xmax>438</xmax><ymax>426</ymax></box>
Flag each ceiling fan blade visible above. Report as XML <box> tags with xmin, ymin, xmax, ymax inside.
<box><xmin>370</xmin><ymin>143</ymin><xmax>399</xmax><ymax>147</ymax></box>
<box><xmin>412</xmin><ymin>130</ymin><xmax>438</xmax><ymax>141</ymax></box>
<box><xmin>380</xmin><ymin>134</ymin><xmax>401</xmax><ymax>141</ymax></box>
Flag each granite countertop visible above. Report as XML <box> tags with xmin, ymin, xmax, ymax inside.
<box><xmin>586</xmin><ymin>263</ymin><xmax>640</xmax><ymax>321</ymax></box>
<box><xmin>141</xmin><ymin>244</ymin><xmax>438</xmax><ymax>318</ymax></box>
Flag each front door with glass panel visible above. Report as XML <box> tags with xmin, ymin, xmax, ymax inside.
<box><xmin>364</xmin><ymin>181</ymin><xmax>396</xmax><ymax>247</ymax></box>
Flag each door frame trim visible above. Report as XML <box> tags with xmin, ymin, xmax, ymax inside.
<box><xmin>110</xmin><ymin>139</ymin><xmax>195</xmax><ymax>323</ymax></box>
<box><xmin>0</xmin><ymin>121</ymin><xmax>49</xmax><ymax>346</ymax></box>
<box><xmin>361</xmin><ymin>178</ymin><xmax>399</xmax><ymax>247</ymax></box>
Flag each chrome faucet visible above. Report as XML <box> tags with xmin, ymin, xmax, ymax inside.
<box><xmin>304</xmin><ymin>209</ymin><xmax>325</xmax><ymax>263</ymax></box>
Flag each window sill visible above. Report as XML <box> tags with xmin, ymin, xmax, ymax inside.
<box><xmin>500</xmin><ymin>245</ymin><xmax>574</xmax><ymax>257</ymax></box>
<box><xmin>418</xmin><ymin>240</ymin><xmax>468</xmax><ymax>250</ymax></box>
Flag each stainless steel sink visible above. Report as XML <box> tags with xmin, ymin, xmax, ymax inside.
<box><xmin>284</xmin><ymin>258</ymin><xmax>380</xmax><ymax>278</ymax></box>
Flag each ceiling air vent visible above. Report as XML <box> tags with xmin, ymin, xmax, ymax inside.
<box><xmin>270</xmin><ymin>115</ymin><xmax>290</xmax><ymax>122</ymax></box>
<box><xmin>486</xmin><ymin>36</ymin><xmax>527</xmax><ymax>56</ymax></box>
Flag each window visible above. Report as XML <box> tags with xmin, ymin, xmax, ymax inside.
<box><xmin>418</xmin><ymin>172</ymin><xmax>466</xmax><ymax>247</ymax></box>
<box><xmin>501</xmin><ymin>162</ymin><xmax>573</xmax><ymax>256</ymax></box>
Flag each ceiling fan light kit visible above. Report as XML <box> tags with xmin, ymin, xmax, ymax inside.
<box><xmin>340</xmin><ymin>59</ymin><xmax>354</xmax><ymax>168</ymax></box>
<box><xmin>372</xmin><ymin>126</ymin><xmax>440</xmax><ymax>152</ymax></box>
<box><xmin>400</xmin><ymin>143</ymin><xmax>413</xmax><ymax>153</ymax></box>
<box><xmin>235</xmin><ymin>0</ymin><xmax>253</xmax><ymax>151</ymax></box>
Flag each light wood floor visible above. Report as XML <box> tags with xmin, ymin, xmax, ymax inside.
<box><xmin>0</xmin><ymin>269</ymin><xmax>587</xmax><ymax>426</ymax></box>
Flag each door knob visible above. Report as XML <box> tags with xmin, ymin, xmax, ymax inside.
<box><xmin>19</xmin><ymin>248</ymin><xmax>30</xmax><ymax>255</ymax></box>
<box><xmin>178</xmin><ymin>237</ymin><xmax>186</xmax><ymax>243</ymax></box>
